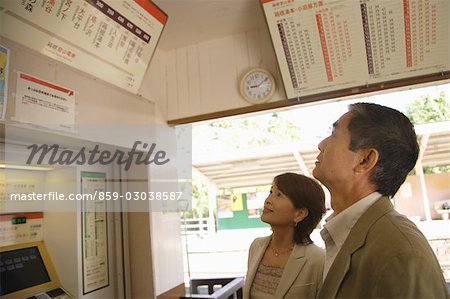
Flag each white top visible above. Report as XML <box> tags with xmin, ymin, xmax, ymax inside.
<box><xmin>320</xmin><ymin>192</ymin><xmax>382</xmax><ymax>281</ymax></box>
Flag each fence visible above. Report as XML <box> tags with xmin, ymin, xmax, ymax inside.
<box><xmin>181</xmin><ymin>217</ymin><xmax>212</xmax><ymax>236</ymax></box>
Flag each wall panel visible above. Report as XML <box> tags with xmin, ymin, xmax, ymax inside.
<box><xmin>187</xmin><ymin>45</ymin><xmax>202</xmax><ymax>117</ymax></box>
<box><xmin>176</xmin><ymin>48</ymin><xmax>190</xmax><ymax>117</ymax></box>
<box><xmin>233</xmin><ymin>32</ymin><xmax>251</xmax><ymax>108</ymax></box>
<box><xmin>164</xmin><ymin>28</ymin><xmax>286</xmax><ymax>122</ymax></box>
<box><xmin>166</xmin><ymin>49</ymin><xmax>179</xmax><ymax>120</ymax></box>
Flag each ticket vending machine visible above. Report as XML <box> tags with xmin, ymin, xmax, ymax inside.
<box><xmin>0</xmin><ymin>136</ymin><xmax>123</xmax><ymax>298</ymax></box>
<box><xmin>1</xmin><ymin>122</ymin><xmax>186</xmax><ymax>298</ymax></box>
<box><xmin>0</xmin><ymin>241</ymin><xmax>73</xmax><ymax>299</ymax></box>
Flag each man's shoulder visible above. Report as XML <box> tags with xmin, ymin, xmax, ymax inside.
<box><xmin>365</xmin><ymin>209</ymin><xmax>431</xmax><ymax>255</ymax></box>
<box><xmin>303</xmin><ymin>243</ymin><xmax>325</xmax><ymax>264</ymax></box>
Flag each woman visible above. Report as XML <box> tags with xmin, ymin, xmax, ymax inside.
<box><xmin>244</xmin><ymin>172</ymin><xmax>326</xmax><ymax>299</ymax></box>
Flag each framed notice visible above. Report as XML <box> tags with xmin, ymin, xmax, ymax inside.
<box><xmin>0</xmin><ymin>44</ymin><xmax>9</xmax><ymax>120</ymax></box>
<box><xmin>261</xmin><ymin>0</ymin><xmax>450</xmax><ymax>100</ymax></box>
<box><xmin>81</xmin><ymin>172</ymin><xmax>109</xmax><ymax>295</ymax></box>
<box><xmin>14</xmin><ymin>72</ymin><xmax>75</xmax><ymax>131</ymax></box>
<box><xmin>0</xmin><ymin>0</ymin><xmax>167</xmax><ymax>94</ymax></box>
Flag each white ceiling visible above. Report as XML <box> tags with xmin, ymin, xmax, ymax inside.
<box><xmin>153</xmin><ymin>0</ymin><xmax>266</xmax><ymax>50</ymax></box>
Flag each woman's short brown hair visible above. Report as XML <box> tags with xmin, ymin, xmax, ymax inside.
<box><xmin>274</xmin><ymin>172</ymin><xmax>326</xmax><ymax>244</ymax></box>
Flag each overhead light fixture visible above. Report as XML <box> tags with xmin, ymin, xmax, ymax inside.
<box><xmin>0</xmin><ymin>164</ymin><xmax>53</xmax><ymax>171</ymax></box>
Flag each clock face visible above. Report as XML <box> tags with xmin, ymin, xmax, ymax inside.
<box><xmin>240</xmin><ymin>69</ymin><xmax>276</xmax><ymax>104</ymax></box>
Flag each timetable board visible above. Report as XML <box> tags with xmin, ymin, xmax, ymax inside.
<box><xmin>261</xmin><ymin>0</ymin><xmax>450</xmax><ymax>100</ymax></box>
<box><xmin>0</xmin><ymin>0</ymin><xmax>167</xmax><ymax>94</ymax></box>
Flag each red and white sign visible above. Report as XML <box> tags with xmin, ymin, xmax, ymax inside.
<box><xmin>15</xmin><ymin>72</ymin><xmax>75</xmax><ymax>131</ymax></box>
<box><xmin>262</xmin><ymin>0</ymin><xmax>449</xmax><ymax>99</ymax></box>
<box><xmin>1</xmin><ymin>0</ymin><xmax>167</xmax><ymax>94</ymax></box>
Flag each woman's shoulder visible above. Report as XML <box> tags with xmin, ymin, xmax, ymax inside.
<box><xmin>303</xmin><ymin>242</ymin><xmax>325</xmax><ymax>259</ymax></box>
<box><xmin>250</xmin><ymin>235</ymin><xmax>271</xmax><ymax>247</ymax></box>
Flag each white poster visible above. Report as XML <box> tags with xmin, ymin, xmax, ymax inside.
<box><xmin>81</xmin><ymin>172</ymin><xmax>109</xmax><ymax>294</ymax></box>
<box><xmin>262</xmin><ymin>0</ymin><xmax>450</xmax><ymax>99</ymax></box>
<box><xmin>0</xmin><ymin>0</ymin><xmax>167</xmax><ymax>94</ymax></box>
<box><xmin>14</xmin><ymin>72</ymin><xmax>75</xmax><ymax>131</ymax></box>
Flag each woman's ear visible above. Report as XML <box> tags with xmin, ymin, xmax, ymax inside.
<box><xmin>294</xmin><ymin>208</ymin><xmax>309</xmax><ymax>224</ymax></box>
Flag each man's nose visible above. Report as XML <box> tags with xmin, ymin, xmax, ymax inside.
<box><xmin>318</xmin><ymin>136</ymin><xmax>328</xmax><ymax>151</ymax></box>
<box><xmin>317</xmin><ymin>138</ymin><xmax>326</xmax><ymax>151</ymax></box>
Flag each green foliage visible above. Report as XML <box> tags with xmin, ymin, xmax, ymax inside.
<box><xmin>405</xmin><ymin>92</ymin><xmax>450</xmax><ymax>124</ymax></box>
<box><xmin>183</xmin><ymin>180</ymin><xmax>209</xmax><ymax>219</ymax></box>
<box><xmin>198</xmin><ymin>112</ymin><xmax>301</xmax><ymax>150</ymax></box>
<box><xmin>423</xmin><ymin>165</ymin><xmax>450</xmax><ymax>174</ymax></box>
<box><xmin>405</xmin><ymin>91</ymin><xmax>450</xmax><ymax>173</ymax></box>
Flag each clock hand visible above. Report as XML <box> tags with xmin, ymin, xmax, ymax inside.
<box><xmin>258</xmin><ymin>78</ymin><xmax>268</xmax><ymax>87</ymax></box>
<box><xmin>250</xmin><ymin>78</ymin><xmax>269</xmax><ymax>88</ymax></box>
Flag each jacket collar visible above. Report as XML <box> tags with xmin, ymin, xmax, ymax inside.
<box><xmin>244</xmin><ymin>236</ymin><xmax>308</xmax><ymax>298</ymax></box>
<box><xmin>275</xmin><ymin>243</ymin><xmax>307</xmax><ymax>298</ymax></box>
<box><xmin>244</xmin><ymin>236</ymin><xmax>270</xmax><ymax>296</ymax></box>
<box><xmin>318</xmin><ymin>196</ymin><xmax>393</xmax><ymax>299</ymax></box>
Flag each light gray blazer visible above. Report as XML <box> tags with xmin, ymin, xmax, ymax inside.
<box><xmin>244</xmin><ymin>236</ymin><xmax>324</xmax><ymax>299</ymax></box>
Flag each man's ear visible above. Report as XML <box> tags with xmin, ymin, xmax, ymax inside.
<box><xmin>355</xmin><ymin>148</ymin><xmax>379</xmax><ymax>174</ymax></box>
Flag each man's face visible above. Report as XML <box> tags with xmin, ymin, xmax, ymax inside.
<box><xmin>312</xmin><ymin>112</ymin><xmax>360</xmax><ymax>190</ymax></box>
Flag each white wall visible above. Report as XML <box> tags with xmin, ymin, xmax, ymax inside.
<box><xmin>1</xmin><ymin>35</ymin><xmax>186</xmax><ymax>297</ymax></box>
<box><xmin>1</xmin><ymin>37</ymin><xmax>159</xmax><ymax>125</ymax></box>
<box><xmin>150</xmin><ymin>211</ymin><xmax>184</xmax><ymax>296</ymax></box>
<box><xmin>164</xmin><ymin>27</ymin><xmax>286</xmax><ymax>121</ymax></box>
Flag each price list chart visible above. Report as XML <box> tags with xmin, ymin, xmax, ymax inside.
<box><xmin>0</xmin><ymin>0</ymin><xmax>167</xmax><ymax>93</ymax></box>
<box><xmin>261</xmin><ymin>0</ymin><xmax>449</xmax><ymax>100</ymax></box>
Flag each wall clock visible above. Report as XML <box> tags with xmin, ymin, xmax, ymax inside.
<box><xmin>240</xmin><ymin>68</ymin><xmax>276</xmax><ymax>104</ymax></box>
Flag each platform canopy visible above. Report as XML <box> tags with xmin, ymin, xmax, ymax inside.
<box><xmin>193</xmin><ymin>121</ymin><xmax>450</xmax><ymax>189</ymax></box>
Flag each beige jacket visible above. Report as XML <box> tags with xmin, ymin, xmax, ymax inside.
<box><xmin>244</xmin><ymin>236</ymin><xmax>324</xmax><ymax>299</ymax></box>
<box><xmin>318</xmin><ymin>196</ymin><xmax>449</xmax><ymax>299</ymax></box>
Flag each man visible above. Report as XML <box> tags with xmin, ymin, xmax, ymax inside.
<box><xmin>313</xmin><ymin>103</ymin><xmax>449</xmax><ymax>298</ymax></box>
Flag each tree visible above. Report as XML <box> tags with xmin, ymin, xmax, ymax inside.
<box><xmin>405</xmin><ymin>92</ymin><xmax>450</xmax><ymax>124</ymax></box>
<box><xmin>183</xmin><ymin>180</ymin><xmax>209</xmax><ymax>219</ymax></box>
<box><xmin>405</xmin><ymin>91</ymin><xmax>450</xmax><ymax>173</ymax></box>
<box><xmin>193</xmin><ymin>112</ymin><xmax>302</xmax><ymax>151</ymax></box>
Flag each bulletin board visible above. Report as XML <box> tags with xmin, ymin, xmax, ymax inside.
<box><xmin>0</xmin><ymin>0</ymin><xmax>167</xmax><ymax>94</ymax></box>
<box><xmin>217</xmin><ymin>193</ymin><xmax>269</xmax><ymax>230</ymax></box>
<box><xmin>261</xmin><ymin>0</ymin><xmax>450</xmax><ymax>100</ymax></box>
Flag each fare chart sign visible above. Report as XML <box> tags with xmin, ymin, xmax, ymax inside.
<box><xmin>261</xmin><ymin>0</ymin><xmax>449</xmax><ymax>99</ymax></box>
<box><xmin>0</xmin><ymin>0</ymin><xmax>167</xmax><ymax>94</ymax></box>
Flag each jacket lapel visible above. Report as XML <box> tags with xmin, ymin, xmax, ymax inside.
<box><xmin>274</xmin><ymin>244</ymin><xmax>307</xmax><ymax>298</ymax></box>
<box><xmin>244</xmin><ymin>237</ymin><xmax>271</xmax><ymax>298</ymax></box>
<box><xmin>318</xmin><ymin>197</ymin><xmax>393</xmax><ymax>299</ymax></box>
<box><xmin>318</xmin><ymin>249</ymin><xmax>351</xmax><ymax>299</ymax></box>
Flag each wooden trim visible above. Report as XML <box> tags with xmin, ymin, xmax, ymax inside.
<box><xmin>167</xmin><ymin>72</ymin><xmax>450</xmax><ymax>125</ymax></box>
<box><xmin>156</xmin><ymin>282</ymin><xmax>186</xmax><ymax>299</ymax></box>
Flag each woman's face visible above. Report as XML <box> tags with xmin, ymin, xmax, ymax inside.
<box><xmin>260</xmin><ymin>182</ymin><xmax>300</xmax><ymax>227</ymax></box>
